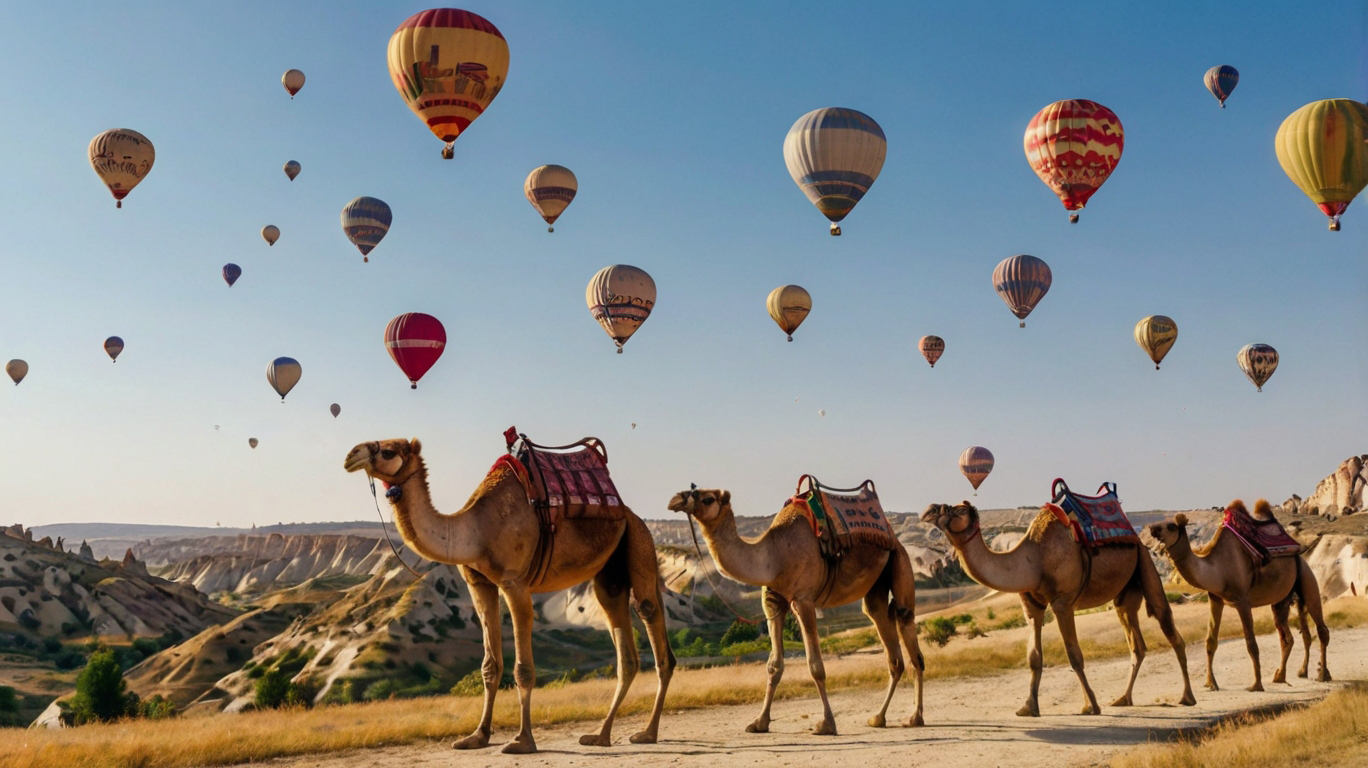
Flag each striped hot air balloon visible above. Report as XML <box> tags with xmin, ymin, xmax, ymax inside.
<box><xmin>918</xmin><ymin>335</ymin><xmax>945</xmax><ymax>368</ymax></box>
<box><xmin>385</xmin><ymin>313</ymin><xmax>446</xmax><ymax>388</ymax></box>
<box><xmin>993</xmin><ymin>255</ymin><xmax>1052</xmax><ymax>327</ymax></box>
<box><xmin>1024</xmin><ymin>100</ymin><xmax>1123</xmax><ymax>223</ymax></box>
<box><xmin>1134</xmin><ymin>316</ymin><xmax>1178</xmax><ymax>370</ymax></box>
<box><xmin>524</xmin><ymin>165</ymin><xmax>577</xmax><ymax>231</ymax></box>
<box><xmin>267</xmin><ymin>357</ymin><xmax>301</xmax><ymax>401</ymax></box>
<box><xmin>766</xmin><ymin>285</ymin><xmax>811</xmax><ymax>342</ymax></box>
<box><xmin>1274</xmin><ymin>99</ymin><xmax>1368</xmax><ymax>231</ymax></box>
<box><xmin>783</xmin><ymin>108</ymin><xmax>886</xmax><ymax>236</ymax></box>
<box><xmin>104</xmin><ymin>336</ymin><xmax>124</xmax><ymax>363</ymax></box>
<box><xmin>88</xmin><ymin>129</ymin><xmax>154</xmax><ymax>209</ymax></box>
<box><xmin>959</xmin><ymin>446</ymin><xmax>994</xmax><ymax>493</ymax></box>
<box><xmin>1204</xmin><ymin>65</ymin><xmax>1239</xmax><ymax>108</ymax></box>
<box><xmin>587</xmin><ymin>265</ymin><xmax>656</xmax><ymax>353</ymax></box>
<box><xmin>388</xmin><ymin>9</ymin><xmax>509</xmax><ymax>159</ymax></box>
<box><xmin>340</xmin><ymin>197</ymin><xmax>392</xmax><ymax>262</ymax></box>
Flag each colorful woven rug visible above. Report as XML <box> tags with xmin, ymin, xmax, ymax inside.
<box><xmin>791</xmin><ymin>475</ymin><xmax>899</xmax><ymax>558</ymax></box>
<box><xmin>501</xmin><ymin>426</ymin><xmax>624</xmax><ymax>526</ymax></box>
<box><xmin>1222</xmin><ymin>504</ymin><xmax>1301</xmax><ymax>565</ymax></box>
<box><xmin>1049</xmin><ymin>478</ymin><xmax>1139</xmax><ymax>548</ymax></box>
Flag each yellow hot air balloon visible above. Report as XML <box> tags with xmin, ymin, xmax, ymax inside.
<box><xmin>262</xmin><ymin>225</ymin><xmax>280</xmax><ymax>246</ymax></box>
<box><xmin>282</xmin><ymin>69</ymin><xmax>305</xmax><ymax>98</ymax></box>
<box><xmin>1134</xmin><ymin>316</ymin><xmax>1178</xmax><ymax>370</ymax></box>
<box><xmin>766</xmin><ymin>285</ymin><xmax>811</xmax><ymax>342</ymax></box>
<box><xmin>524</xmin><ymin>165</ymin><xmax>577</xmax><ymax>231</ymax></box>
<box><xmin>586</xmin><ymin>265</ymin><xmax>655</xmax><ymax>353</ymax></box>
<box><xmin>88</xmin><ymin>129</ymin><xmax>154</xmax><ymax>208</ymax></box>
<box><xmin>387</xmin><ymin>9</ymin><xmax>509</xmax><ymax>159</ymax></box>
<box><xmin>1275</xmin><ymin>99</ymin><xmax>1368</xmax><ymax>231</ymax></box>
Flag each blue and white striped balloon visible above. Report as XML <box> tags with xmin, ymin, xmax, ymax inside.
<box><xmin>783</xmin><ymin>107</ymin><xmax>886</xmax><ymax>236</ymax></box>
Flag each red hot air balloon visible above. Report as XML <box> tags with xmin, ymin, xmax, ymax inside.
<box><xmin>1024</xmin><ymin>100</ymin><xmax>1124</xmax><ymax>223</ymax></box>
<box><xmin>385</xmin><ymin>313</ymin><xmax>446</xmax><ymax>388</ymax></box>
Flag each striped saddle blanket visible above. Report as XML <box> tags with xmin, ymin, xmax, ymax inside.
<box><xmin>1048</xmin><ymin>478</ymin><xmax>1139</xmax><ymax>548</ymax></box>
<box><xmin>791</xmin><ymin>475</ymin><xmax>899</xmax><ymax>559</ymax></box>
<box><xmin>502</xmin><ymin>427</ymin><xmax>624</xmax><ymax>527</ymax></box>
<box><xmin>1222</xmin><ymin>505</ymin><xmax>1300</xmax><ymax>565</ymax></box>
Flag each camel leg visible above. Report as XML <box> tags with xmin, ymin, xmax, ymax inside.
<box><xmin>1051</xmin><ymin>602</ymin><xmax>1100</xmax><ymax>715</ymax></box>
<box><xmin>1297</xmin><ymin>561</ymin><xmax>1331</xmax><ymax>682</ymax></box>
<box><xmin>501</xmin><ymin>587</ymin><xmax>539</xmax><ymax>754</ymax></box>
<box><xmin>1204</xmin><ymin>596</ymin><xmax>1224</xmax><ymax>691</ymax></box>
<box><xmin>747</xmin><ymin>588</ymin><xmax>788</xmax><ymax>734</ymax></box>
<box><xmin>1109</xmin><ymin>589</ymin><xmax>1146</xmax><ymax>707</ymax></box>
<box><xmin>1233</xmin><ymin>600</ymin><xmax>1263</xmax><ymax>692</ymax></box>
<box><xmin>887</xmin><ymin>549</ymin><xmax>924</xmax><ymax>727</ymax></box>
<box><xmin>453</xmin><ymin>570</ymin><xmax>501</xmax><ymax>750</ymax></box>
<box><xmin>1136</xmin><ymin>544</ymin><xmax>1195</xmax><ymax>705</ymax></box>
<box><xmin>625</xmin><ymin>516</ymin><xmax>675</xmax><ymax>744</ymax></box>
<box><xmin>1270</xmin><ymin>597</ymin><xmax>1294</xmax><ymax>684</ymax></box>
<box><xmin>578</xmin><ymin>568</ymin><xmax>639</xmax><ymax>747</ymax></box>
<box><xmin>1295</xmin><ymin>596</ymin><xmax>1312</xmax><ymax>678</ymax></box>
<box><xmin>792</xmin><ymin>599</ymin><xmax>837</xmax><ymax>735</ymax></box>
<box><xmin>1017</xmin><ymin>595</ymin><xmax>1046</xmax><ymax>717</ymax></box>
<box><xmin>861</xmin><ymin>590</ymin><xmax>902</xmax><ymax>728</ymax></box>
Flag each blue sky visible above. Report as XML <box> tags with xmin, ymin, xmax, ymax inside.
<box><xmin>0</xmin><ymin>1</ymin><xmax>1364</xmax><ymax>528</ymax></box>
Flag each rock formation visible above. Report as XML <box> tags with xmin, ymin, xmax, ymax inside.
<box><xmin>1297</xmin><ymin>454</ymin><xmax>1367</xmax><ymax>516</ymax></box>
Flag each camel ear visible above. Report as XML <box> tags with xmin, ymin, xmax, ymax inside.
<box><xmin>1174</xmin><ymin>513</ymin><xmax>1188</xmax><ymax>526</ymax></box>
<box><xmin>409</xmin><ymin>438</ymin><xmax>422</xmax><ymax>456</ymax></box>
<box><xmin>720</xmin><ymin>491</ymin><xmax>731</xmax><ymax>506</ymax></box>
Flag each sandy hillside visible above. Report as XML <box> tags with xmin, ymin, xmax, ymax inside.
<box><xmin>250</xmin><ymin>625</ymin><xmax>1367</xmax><ymax>768</ymax></box>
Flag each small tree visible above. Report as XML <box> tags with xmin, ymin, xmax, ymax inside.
<box><xmin>69</xmin><ymin>649</ymin><xmax>130</xmax><ymax>723</ymax></box>
<box><xmin>254</xmin><ymin>667</ymin><xmax>291</xmax><ymax>710</ymax></box>
<box><xmin>0</xmin><ymin>685</ymin><xmax>22</xmax><ymax>727</ymax></box>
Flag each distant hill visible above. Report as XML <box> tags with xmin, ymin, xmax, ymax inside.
<box><xmin>30</xmin><ymin>521</ymin><xmax>389</xmax><ymax>561</ymax></box>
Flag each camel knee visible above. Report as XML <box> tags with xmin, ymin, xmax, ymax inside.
<box><xmin>618</xmin><ymin>652</ymin><xmax>640</xmax><ymax>680</ymax></box>
<box><xmin>513</xmin><ymin>662</ymin><xmax>535</xmax><ymax>690</ymax></box>
<box><xmin>766</xmin><ymin>658</ymin><xmax>784</xmax><ymax>680</ymax></box>
<box><xmin>482</xmin><ymin>657</ymin><xmax>503</xmax><ymax>687</ymax></box>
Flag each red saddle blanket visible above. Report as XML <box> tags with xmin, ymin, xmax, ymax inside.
<box><xmin>1222</xmin><ymin>505</ymin><xmax>1301</xmax><ymax>564</ymax></box>
<box><xmin>1048</xmin><ymin>478</ymin><xmax>1139</xmax><ymax>548</ymax></box>
<box><xmin>501</xmin><ymin>426</ymin><xmax>624</xmax><ymax>526</ymax></box>
<box><xmin>790</xmin><ymin>475</ymin><xmax>900</xmax><ymax>558</ymax></box>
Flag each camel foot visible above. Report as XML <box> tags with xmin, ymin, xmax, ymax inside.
<box><xmin>1015</xmin><ymin>702</ymin><xmax>1040</xmax><ymax>718</ymax></box>
<box><xmin>1080</xmin><ymin>703</ymin><xmax>1101</xmax><ymax>716</ymax></box>
<box><xmin>578</xmin><ymin>733</ymin><xmax>612</xmax><ymax>747</ymax></box>
<box><xmin>812</xmin><ymin>718</ymin><xmax>837</xmax><ymax>736</ymax></box>
<box><xmin>867</xmin><ymin>714</ymin><xmax>886</xmax><ymax>728</ymax></box>
<box><xmin>1317</xmin><ymin>669</ymin><xmax>1331</xmax><ymax>683</ymax></box>
<box><xmin>1110</xmin><ymin>694</ymin><xmax>1133</xmax><ymax>707</ymax></box>
<box><xmin>1179</xmin><ymin>690</ymin><xmax>1196</xmax><ymax>706</ymax></box>
<box><xmin>452</xmin><ymin>731</ymin><xmax>491</xmax><ymax>750</ymax></box>
<box><xmin>1204</xmin><ymin>680</ymin><xmax>1219</xmax><ymax>692</ymax></box>
<box><xmin>1247</xmin><ymin>682</ymin><xmax>1264</xmax><ymax>693</ymax></box>
<box><xmin>501</xmin><ymin>735</ymin><xmax>537</xmax><ymax>755</ymax></box>
<box><xmin>904</xmin><ymin>713</ymin><xmax>924</xmax><ymax>727</ymax></box>
<box><xmin>1297</xmin><ymin>666</ymin><xmax>1309</xmax><ymax>678</ymax></box>
<box><xmin>628</xmin><ymin>729</ymin><xmax>658</xmax><ymax>744</ymax></box>
<box><xmin>744</xmin><ymin>717</ymin><xmax>770</xmax><ymax>734</ymax></box>
<box><xmin>1272</xmin><ymin>672</ymin><xmax>1287</xmax><ymax>684</ymax></box>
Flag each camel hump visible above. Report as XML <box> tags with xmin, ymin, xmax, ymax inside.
<box><xmin>1252</xmin><ymin>499</ymin><xmax>1274</xmax><ymax>520</ymax></box>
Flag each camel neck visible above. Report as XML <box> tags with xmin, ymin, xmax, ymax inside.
<box><xmin>696</xmin><ymin>507</ymin><xmax>779</xmax><ymax>587</ymax></box>
<box><xmin>951</xmin><ymin>525</ymin><xmax>1043</xmax><ymax>594</ymax></box>
<box><xmin>387</xmin><ymin>459</ymin><xmax>482</xmax><ymax>565</ymax></box>
<box><xmin>1165</xmin><ymin>534</ymin><xmax>1218</xmax><ymax>590</ymax></box>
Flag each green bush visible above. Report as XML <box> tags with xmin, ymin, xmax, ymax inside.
<box><xmin>0</xmin><ymin>685</ymin><xmax>22</xmax><ymax>727</ymax></box>
<box><xmin>993</xmin><ymin>615</ymin><xmax>1027</xmax><ymax>630</ymax></box>
<box><xmin>285</xmin><ymin>677</ymin><xmax>318</xmax><ymax>708</ymax></box>
<box><xmin>450</xmin><ymin>668</ymin><xmax>514</xmax><ymax>696</ymax></box>
<box><xmin>139</xmin><ymin>694</ymin><xmax>176</xmax><ymax>720</ymax></box>
<box><xmin>919</xmin><ymin>617</ymin><xmax>959</xmax><ymax>647</ymax></box>
<box><xmin>69</xmin><ymin>649</ymin><xmax>135</xmax><ymax>724</ymax></box>
<box><xmin>719</xmin><ymin>620</ymin><xmax>760</xmax><ymax>647</ymax></box>
<box><xmin>254</xmin><ymin>668</ymin><xmax>291</xmax><ymax>710</ymax></box>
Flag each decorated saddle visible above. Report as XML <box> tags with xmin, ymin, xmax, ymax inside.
<box><xmin>1047</xmin><ymin>478</ymin><xmax>1139</xmax><ymax>548</ymax></box>
<box><xmin>790</xmin><ymin>475</ymin><xmax>900</xmax><ymax>559</ymax></box>
<box><xmin>499</xmin><ymin>426</ymin><xmax>625</xmax><ymax>528</ymax></box>
<box><xmin>1221</xmin><ymin>503</ymin><xmax>1301</xmax><ymax>566</ymax></box>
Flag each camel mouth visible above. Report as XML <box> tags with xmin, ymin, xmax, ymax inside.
<box><xmin>919</xmin><ymin>504</ymin><xmax>945</xmax><ymax>525</ymax></box>
<box><xmin>666</xmin><ymin>492</ymin><xmax>690</xmax><ymax>514</ymax></box>
<box><xmin>343</xmin><ymin>448</ymin><xmax>372</xmax><ymax>474</ymax></box>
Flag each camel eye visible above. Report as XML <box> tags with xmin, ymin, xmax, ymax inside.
<box><xmin>701</xmin><ymin>496</ymin><xmax>716</xmax><ymax>505</ymax></box>
<box><xmin>1166</xmin><ymin>523</ymin><xmax>1176</xmax><ymax>531</ymax></box>
<box><xmin>380</xmin><ymin>449</ymin><xmax>397</xmax><ymax>460</ymax></box>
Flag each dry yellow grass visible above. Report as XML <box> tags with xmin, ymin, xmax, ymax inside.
<box><xmin>1</xmin><ymin>596</ymin><xmax>1363</xmax><ymax>768</ymax></box>
<box><xmin>1110</xmin><ymin>682</ymin><xmax>1368</xmax><ymax>768</ymax></box>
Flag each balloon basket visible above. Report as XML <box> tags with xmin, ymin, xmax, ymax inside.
<box><xmin>1155</xmin><ymin>364</ymin><xmax>1161</xmax><ymax>370</ymax></box>
<box><xmin>1069</xmin><ymin>213</ymin><xmax>1079</xmax><ymax>224</ymax></box>
<box><xmin>829</xmin><ymin>224</ymin><xmax>841</xmax><ymax>236</ymax></box>
<box><xmin>1019</xmin><ymin>321</ymin><xmax>1026</xmax><ymax>328</ymax></box>
<box><xmin>548</xmin><ymin>226</ymin><xmax>554</xmax><ymax>233</ymax></box>
<box><xmin>616</xmin><ymin>347</ymin><xmax>623</xmax><ymax>354</ymax></box>
<box><xmin>786</xmin><ymin>335</ymin><xmax>793</xmax><ymax>342</ymax></box>
<box><xmin>363</xmin><ymin>257</ymin><xmax>369</xmax><ymax>263</ymax></box>
<box><xmin>410</xmin><ymin>382</ymin><xmax>417</xmax><ymax>390</ymax></box>
<box><xmin>1330</xmin><ymin>219</ymin><xmax>1341</xmax><ymax>232</ymax></box>
<box><xmin>442</xmin><ymin>144</ymin><xmax>454</xmax><ymax>160</ymax></box>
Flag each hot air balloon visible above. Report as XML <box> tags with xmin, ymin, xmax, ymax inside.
<box><xmin>959</xmin><ymin>446</ymin><xmax>994</xmax><ymax>493</ymax></box>
<box><xmin>89</xmin><ymin>129</ymin><xmax>154</xmax><ymax>208</ymax></box>
<box><xmin>249</xmin><ymin>437</ymin><xmax>259</xmax><ymax>449</ymax></box>
<box><xmin>387</xmin><ymin>9</ymin><xmax>509</xmax><ymax>159</ymax></box>
<box><xmin>1024</xmin><ymin>100</ymin><xmax>1123</xmax><ymax>223</ymax></box>
<box><xmin>223</xmin><ymin>263</ymin><xmax>241</xmax><ymax>287</ymax></box>
<box><xmin>282</xmin><ymin>69</ymin><xmax>305</xmax><ymax>98</ymax></box>
<box><xmin>262</xmin><ymin>225</ymin><xmax>280</xmax><ymax>246</ymax></box>
<box><xmin>1274</xmin><ymin>99</ymin><xmax>1368</xmax><ymax>231</ymax></box>
<box><xmin>586</xmin><ymin>265</ymin><xmax>656</xmax><ymax>353</ymax></box>
<box><xmin>918</xmin><ymin>335</ymin><xmax>945</xmax><ymax>368</ymax></box>
<box><xmin>766</xmin><ymin>285</ymin><xmax>811</xmax><ymax>342</ymax></box>
<box><xmin>385</xmin><ymin>313</ymin><xmax>446</xmax><ymax>388</ymax></box>
<box><xmin>1134</xmin><ymin>316</ymin><xmax>1178</xmax><ymax>370</ymax></box>
<box><xmin>104</xmin><ymin>336</ymin><xmax>124</xmax><ymax>363</ymax></box>
<box><xmin>267</xmin><ymin>357</ymin><xmax>301</xmax><ymax>401</ymax></box>
<box><xmin>993</xmin><ymin>255</ymin><xmax>1052</xmax><ymax>327</ymax></box>
<box><xmin>284</xmin><ymin>160</ymin><xmax>301</xmax><ymax>181</ymax></box>
<box><xmin>1204</xmin><ymin>65</ymin><xmax>1239</xmax><ymax>108</ymax></box>
<box><xmin>783</xmin><ymin>108</ymin><xmax>886</xmax><ymax>235</ymax></box>
<box><xmin>340</xmin><ymin>197</ymin><xmax>392</xmax><ymax>262</ymax></box>
<box><xmin>1237</xmin><ymin>343</ymin><xmax>1278</xmax><ymax>392</ymax></box>
<box><xmin>6</xmin><ymin>360</ymin><xmax>27</xmax><ymax>386</ymax></box>
<box><xmin>330</xmin><ymin>403</ymin><xmax>341</xmax><ymax>418</ymax></box>
<box><xmin>524</xmin><ymin>165</ymin><xmax>577</xmax><ymax>231</ymax></box>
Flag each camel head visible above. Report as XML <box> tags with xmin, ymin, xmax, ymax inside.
<box><xmin>344</xmin><ymin>438</ymin><xmax>423</xmax><ymax>485</ymax></box>
<box><xmin>1146</xmin><ymin>512</ymin><xmax>1190</xmax><ymax>550</ymax></box>
<box><xmin>920</xmin><ymin>501</ymin><xmax>980</xmax><ymax>543</ymax></box>
<box><xmin>667</xmin><ymin>487</ymin><xmax>731</xmax><ymax>524</ymax></box>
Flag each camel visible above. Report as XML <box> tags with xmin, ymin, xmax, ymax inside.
<box><xmin>921</xmin><ymin>501</ymin><xmax>1195</xmax><ymax>716</ymax></box>
<box><xmin>344</xmin><ymin>438</ymin><xmax>675</xmax><ymax>754</ymax></box>
<box><xmin>667</xmin><ymin>488</ymin><xmax>924</xmax><ymax>735</ymax></box>
<box><xmin>1146</xmin><ymin>501</ymin><xmax>1330</xmax><ymax>692</ymax></box>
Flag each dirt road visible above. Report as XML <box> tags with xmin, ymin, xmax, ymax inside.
<box><xmin>256</xmin><ymin>626</ymin><xmax>1365</xmax><ymax>768</ymax></box>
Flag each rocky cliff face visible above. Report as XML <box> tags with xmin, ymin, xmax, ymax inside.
<box><xmin>1286</xmin><ymin>454</ymin><xmax>1367</xmax><ymax>517</ymax></box>
<box><xmin>150</xmin><ymin>534</ymin><xmax>411</xmax><ymax>595</ymax></box>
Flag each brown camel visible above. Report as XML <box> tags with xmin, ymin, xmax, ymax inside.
<box><xmin>344</xmin><ymin>439</ymin><xmax>675</xmax><ymax>754</ymax></box>
<box><xmin>667</xmin><ymin>488</ymin><xmax>924</xmax><ymax>735</ymax></box>
<box><xmin>921</xmin><ymin>501</ymin><xmax>1195</xmax><ymax>716</ymax></box>
<box><xmin>1146</xmin><ymin>501</ymin><xmax>1330</xmax><ymax>692</ymax></box>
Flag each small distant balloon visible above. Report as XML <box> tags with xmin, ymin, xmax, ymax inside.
<box><xmin>630</xmin><ymin>422</ymin><xmax>637</xmax><ymax>429</ymax></box>
<box><xmin>223</xmin><ymin>263</ymin><xmax>241</xmax><ymax>287</ymax></box>
<box><xmin>340</xmin><ymin>197</ymin><xmax>392</xmax><ymax>262</ymax></box>
<box><xmin>262</xmin><ymin>225</ymin><xmax>280</xmax><ymax>246</ymax></box>
<box><xmin>104</xmin><ymin>336</ymin><xmax>124</xmax><ymax>363</ymax></box>
<box><xmin>89</xmin><ymin>129</ymin><xmax>154</xmax><ymax>209</ymax></box>
<box><xmin>918</xmin><ymin>335</ymin><xmax>945</xmax><ymax>368</ymax></box>
<box><xmin>283</xmin><ymin>160</ymin><xmax>301</xmax><ymax>181</ymax></box>
<box><xmin>6</xmin><ymin>360</ymin><xmax>27</xmax><ymax>386</ymax></box>
<box><xmin>330</xmin><ymin>403</ymin><xmax>341</xmax><ymax>418</ymax></box>
<box><xmin>818</xmin><ymin>409</ymin><xmax>826</xmax><ymax>417</ymax></box>
<box><xmin>267</xmin><ymin>357</ymin><xmax>301</xmax><ymax>401</ymax></box>
<box><xmin>1134</xmin><ymin>315</ymin><xmax>1178</xmax><ymax>369</ymax></box>
<box><xmin>525</xmin><ymin>165</ymin><xmax>578</xmax><ymax>232</ymax></box>
<box><xmin>959</xmin><ymin>446</ymin><xmax>994</xmax><ymax>493</ymax></box>
<box><xmin>767</xmin><ymin>285</ymin><xmax>812</xmax><ymax>341</ymax></box>
<box><xmin>1237</xmin><ymin>343</ymin><xmax>1279</xmax><ymax>392</ymax></box>
<box><xmin>282</xmin><ymin>69</ymin><xmax>305</xmax><ymax>98</ymax></box>
<box><xmin>993</xmin><ymin>254</ymin><xmax>1052</xmax><ymax>327</ymax></box>
<box><xmin>249</xmin><ymin>437</ymin><xmax>259</xmax><ymax>449</ymax></box>
<box><xmin>1204</xmin><ymin>65</ymin><xmax>1239</xmax><ymax>108</ymax></box>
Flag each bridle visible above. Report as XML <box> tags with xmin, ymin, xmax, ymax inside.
<box><xmin>678</xmin><ymin>485</ymin><xmax>761</xmax><ymax>626</ymax></box>
<box><xmin>363</xmin><ymin>443</ymin><xmax>425</xmax><ymax>579</ymax></box>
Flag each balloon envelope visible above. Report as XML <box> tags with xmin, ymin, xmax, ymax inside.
<box><xmin>330</xmin><ymin>403</ymin><xmax>341</xmax><ymax>418</ymax></box>
<box><xmin>1204</xmin><ymin>65</ymin><xmax>1239</xmax><ymax>107</ymax></box>
<box><xmin>340</xmin><ymin>197</ymin><xmax>392</xmax><ymax>261</ymax></box>
<box><xmin>222</xmin><ymin>263</ymin><xmax>241</xmax><ymax>287</ymax></box>
<box><xmin>1023</xmin><ymin>100</ymin><xmax>1123</xmax><ymax>221</ymax></box>
<box><xmin>586</xmin><ymin>265</ymin><xmax>656</xmax><ymax>352</ymax></box>
<box><xmin>385</xmin><ymin>313</ymin><xmax>446</xmax><ymax>388</ymax></box>
<box><xmin>959</xmin><ymin>446</ymin><xmax>995</xmax><ymax>491</ymax></box>
<box><xmin>918</xmin><ymin>335</ymin><xmax>945</xmax><ymax>367</ymax></box>
<box><xmin>387</xmin><ymin>8</ymin><xmax>509</xmax><ymax>157</ymax></box>
<box><xmin>262</xmin><ymin>225</ymin><xmax>280</xmax><ymax>246</ymax></box>
<box><xmin>6</xmin><ymin>359</ymin><xmax>27</xmax><ymax>386</ymax></box>
<box><xmin>104</xmin><ymin>336</ymin><xmax>124</xmax><ymax>362</ymax></box>
<box><xmin>766</xmin><ymin>285</ymin><xmax>811</xmax><ymax>341</ymax></box>
<box><xmin>267</xmin><ymin>357</ymin><xmax>301</xmax><ymax>401</ymax></box>
<box><xmin>283</xmin><ymin>160</ymin><xmax>301</xmax><ymax>181</ymax></box>
<box><xmin>524</xmin><ymin>165</ymin><xmax>578</xmax><ymax>231</ymax></box>
<box><xmin>783</xmin><ymin>107</ymin><xmax>886</xmax><ymax>235</ymax></box>
<box><xmin>1134</xmin><ymin>316</ymin><xmax>1178</xmax><ymax>369</ymax></box>
<box><xmin>1274</xmin><ymin>99</ymin><xmax>1368</xmax><ymax>231</ymax></box>
<box><xmin>249</xmin><ymin>437</ymin><xmax>259</xmax><ymax>449</ymax></box>
<box><xmin>89</xmin><ymin>129</ymin><xmax>154</xmax><ymax>208</ymax></box>
<box><xmin>993</xmin><ymin>255</ymin><xmax>1052</xmax><ymax>327</ymax></box>
<box><xmin>1237</xmin><ymin>343</ymin><xmax>1278</xmax><ymax>392</ymax></box>
<box><xmin>282</xmin><ymin>69</ymin><xmax>305</xmax><ymax>97</ymax></box>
